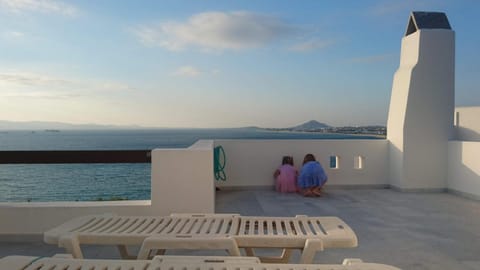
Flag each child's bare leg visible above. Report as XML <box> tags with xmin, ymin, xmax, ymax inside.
<box><xmin>301</xmin><ymin>188</ymin><xmax>313</xmax><ymax>197</ymax></box>
<box><xmin>312</xmin><ymin>187</ymin><xmax>322</xmax><ymax>196</ymax></box>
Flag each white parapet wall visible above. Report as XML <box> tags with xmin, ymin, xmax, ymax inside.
<box><xmin>214</xmin><ymin>139</ymin><xmax>389</xmax><ymax>189</ymax></box>
<box><xmin>0</xmin><ymin>200</ymin><xmax>153</xmax><ymax>236</ymax></box>
<box><xmin>0</xmin><ymin>140</ymin><xmax>215</xmax><ymax>236</ymax></box>
<box><xmin>151</xmin><ymin>140</ymin><xmax>215</xmax><ymax>214</ymax></box>
<box><xmin>448</xmin><ymin>108</ymin><xmax>480</xmax><ymax>198</ymax></box>
<box><xmin>448</xmin><ymin>141</ymin><xmax>480</xmax><ymax>199</ymax></box>
<box><xmin>455</xmin><ymin>107</ymin><xmax>480</xmax><ymax>141</ymax></box>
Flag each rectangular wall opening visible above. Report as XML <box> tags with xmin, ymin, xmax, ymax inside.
<box><xmin>354</xmin><ymin>155</ymin><xmax>365</xmax><ymax>170</ymax></box>
<box><xmin>329</xmin><ymin>155</ymin><xmax>339</xmax><ymax>169</ymax></box>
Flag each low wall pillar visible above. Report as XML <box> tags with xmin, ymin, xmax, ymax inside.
<box><xmin>151</xmin><ymin>140</ymin><xmax>215</xmax><ymax>215</ymax></box>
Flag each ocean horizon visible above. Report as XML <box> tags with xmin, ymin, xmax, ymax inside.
<box><xmin>0</xmin><ymin>129</ymin><xmax>382</xmax><ymax>202</ymax></box>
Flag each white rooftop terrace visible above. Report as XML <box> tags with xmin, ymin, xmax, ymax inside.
<box><xmin>1</xmin><ymin>189</ymin><xmax>480</xmax><ymax>270</ymax></box>
<box><xmin>1</xmin><ymin>10</ymin><xmax>480</xmax><ymax>270</ymax></box>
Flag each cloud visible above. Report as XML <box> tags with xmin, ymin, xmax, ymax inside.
<box><xmin>0</xmin><ymin>72</ymin><xmax>74</xmax><ymax>87</ymax></box>
<box><xmin>289</xmin><ymin>38</ymin><xmax>334</xmax><ymax>52</ymax></box>
<box><xmin>0</xmin><ymin>0</ymin><xmax>78</xmax><ymax>16</ymax></box>
<box><xmin>1</xmin><ymin>91</ymin><xmax>79</xmax><ymax>99</ymax></box>
<box><xmin>0</xmin><ymin>71</ymin><xmax>134</xmax><ymax>99</ymax></box>
<box><xmin>0</xmin><ymin>72</ymin><xmax>81</xmax><ymax>99</ymax></box>
<box><xmin>171</xmin><ymin>66</ymin><xmax>202</xmax><ymax>77</ymax></box>
<box><xmin>2</xmin><ymin>31</ymin><xmax>25</xmax><ymax>40</ymax></box>
<box><xmin>132</xmin><ymin>11</ymin><xmax>296</xmax><ymax>51</ymax></box>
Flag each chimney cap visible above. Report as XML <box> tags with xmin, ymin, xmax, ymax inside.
<box><xmin>405</xmin><ymin>11</ymin><xmax>451</xmax><ymax>36</ymax></box>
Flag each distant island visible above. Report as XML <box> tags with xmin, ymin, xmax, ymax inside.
<box><xmin>263</xmin><ymin>120</ymin><xmax>386</xmax><ymax>137</ymax></box>
<box><xmin>0</xmin><ymin>119</ymin><xmax>386</xmax><ymax>137</ymax></box>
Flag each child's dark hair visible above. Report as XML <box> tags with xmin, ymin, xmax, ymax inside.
<box><xmin>282</xmin><ymin>156</ymin><xmax>294</xmax><ymax>165</ymax></box>
<box><xmin>303</xmin><ymin>153</ymin><xmax>316</xmax><ymax>165</ymax></box>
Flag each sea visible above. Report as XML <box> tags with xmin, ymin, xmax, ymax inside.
<box><xmin>0</xmin><ymin>129</ymin><xmax>381</xmax><ymax>202</ymax></box>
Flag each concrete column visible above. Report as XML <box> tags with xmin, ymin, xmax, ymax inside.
<box><xmin>387</xmin><ymin>12</ymin><xmax>455</xmax><ymax>190</ymax></box>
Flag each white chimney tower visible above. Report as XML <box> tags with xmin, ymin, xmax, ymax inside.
<box><xmin>387</xmin><ymin>12</ymin><xmax>455</xmax><ymax>190</ymax></box>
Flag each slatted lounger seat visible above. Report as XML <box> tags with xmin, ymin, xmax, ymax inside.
<box><xmin>44</xmin><ymin>213</ymin><xmax>239</xmax><ymax>260</ymax></box>
<box><xmin>139</xmin><ymin>214</ymin><xmax>357</xmax><ymax>263</ymax></box>
<box><xmin>0</xmin><ymin>255</ymin><xmax>402</xmax><ymax>270</ymax></box>
<box><xmin>44</xmin><ymin>214</ymin><xmax>358</xmax><ymax>263</ymax></box>
<box><xmin>234</xmin><ymin>215</ymin><xmax>358</xmax><ymax>263</ymax></box>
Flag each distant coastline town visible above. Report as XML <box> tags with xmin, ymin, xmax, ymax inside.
<box><xmin>263</xmin><ymin>120</ymin><xmax>386</xmax><ymax>137</ymax></box>
<box><xmin>0</xmin><ymin>119</ymin><xmax>387</xmax><ymax>137</ymax></box>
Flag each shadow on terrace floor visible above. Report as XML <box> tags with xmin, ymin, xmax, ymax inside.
<box><xmin>1</xmin><ymin>189</ymin><xmax>480</xmax><ymax>270</ymax></box>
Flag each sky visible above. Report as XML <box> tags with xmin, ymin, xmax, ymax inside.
<box><xmin>0</xmin><ymin>0</ymin><xmax>479</xmax><ymax>128</ymax></box>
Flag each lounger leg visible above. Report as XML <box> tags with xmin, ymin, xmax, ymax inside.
<box><xmin>138</xmin><ymin>236</ymin><xmax>240</xmax><ymax>259</ymax></box>
<box><xmin>59</xmin><ymin>235</ymin><xmax>83</xmax><ymax>259</ymax></box>
<box><xmin>155</xmin><ymin>249</ymin><xmax>166</xmax><ymax>255</ymax></box>
<box><xmin>279</xmin><ymin>248</ymin><xmax>293</xmax><ymax>263</ymax></box>
<box><xmin>256</xmin><ymin>248</ymin><xmax>293</xmax><ymax>264</ymax></box>
<box><xmin>244</xmin><ymin>247</ymin><xmax>255</xmax><ymax>256</ymax></box>
<box><xmin>137</xmin><ymin>243</ymin><xmax>153</xmax><ymax>260</ymax></box>
<box><xmin>225</xmin><ymin>240</ymin><xmax>241</xmax><ymax>256</ymax></box>
<box><xmin>117</xmin><ymin>245</ymin><xmax>136</xmax><ymax>259</ymax></box>
<box><xmin>299</xmin><ymin>239</ymin><xmax>324</xmax><ymax>264</ymax></box>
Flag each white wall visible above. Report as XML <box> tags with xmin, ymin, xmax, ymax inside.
<box><xmin>0</xmin><ymin>139</ymin><xmax>390</xmax><ymax>236</ymax></box>
<box><xmin>387</xmin><ymin>29</ymin><xmax>455</xmax><ymax>190</ymax></box>
<box><xmin>0</xmin><ymin>201</ymin><xmax>153</xmax><ymax>236</ymax></box>
<box><xmin>214</xmin><ymin>139</ymin><xmax>389</xmax><ymax>188</ymax></box>
<box><xmin>447</xmin><ymin>141</ymin><xmax>480</xmax><ymax>198</ymax></box>
<box><xmin>151</xmin><ymin>140</ymin><xmax>215</xmax><ymax>215</ymax></box>
<box><xmin>455</xmin><ymin>107</ymin><xmax>480</xmax><ymax>141</ymax></box>
<box><xmin>0</xmin><ymin>140</ymin><xmax>215</xmax><ymax>235</ymax></box>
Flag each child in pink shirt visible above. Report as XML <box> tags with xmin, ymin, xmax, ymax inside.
<box><xmin>274</xmin><ymin>156</ymin><xmax>298</xmax><ymax>193</ymax></box>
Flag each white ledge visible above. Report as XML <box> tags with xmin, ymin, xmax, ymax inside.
<box><xmin>0</xmin><ymin>200</ymin><xmax>151</xmax><ymax>208</ymax></box>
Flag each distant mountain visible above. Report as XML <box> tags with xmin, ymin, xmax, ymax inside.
<box><xmin>0</xmin><ymin>120</ymin><xmax>142</xmax><ymax>130</ymax></box>
<box><xmin>290</xmin><ymin>120</ymin><xmax>331</xmax><ymax>131</ymax></box>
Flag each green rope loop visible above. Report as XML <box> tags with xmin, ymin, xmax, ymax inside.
<box><xmin>214</xmin><ymin>145</ymin><xmax>226</xmax><ymax>181</ymax></box>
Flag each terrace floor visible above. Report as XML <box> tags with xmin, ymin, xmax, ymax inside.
<box><xmin>1</xmin><ymin>188</ymin><xmax>480</xmax><ymax>270</ymax></box>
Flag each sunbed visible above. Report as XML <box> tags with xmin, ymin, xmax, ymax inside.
<box><xmin>44</xmin><ymin>213</ymin><xmax>358</xmax><ymax>263</ymax></box>
<box><xmin>0</xmin><ymin>255</ymin><xmax>402</xmax><ymax>270</ymax></box>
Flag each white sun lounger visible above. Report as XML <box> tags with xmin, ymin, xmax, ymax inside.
<box><xmin>44</xmin><ymin>213</ymin><xmax>240</xmax><ymax>260</ymax></box>
<box><xmin>44</xmin><ymin>213</ymin><xmax>358</xmax><ymax>263</ymax></box>
<box><xmin>0</xmin><ymin>255</ymin><xmax>402</xmax><ymax>270</ymax></box>
<box><xmin>0</xmin><ymin>255</ymin><xmax>151</xmax><ymax>270</ymax></box>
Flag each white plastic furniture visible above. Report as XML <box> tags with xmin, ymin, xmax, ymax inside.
<box><xmin>44</xmin><ymin>213</ymin><xmax>358</xmax><ymax>263</ymax></box>
<box><xmin>0</xmin><ymin>255</ymin><xmax>402</xmax><ymax>270</ymax></box>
